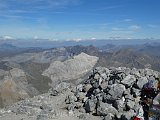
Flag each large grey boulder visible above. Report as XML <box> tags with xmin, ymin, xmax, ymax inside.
<box><xmin>126</xmin><ymin>99</ymin><xmax>135</xmax><ymax>109</ymax></box>
<box><xmin>137</xmin><ymin>77</ymin><xmax>148</xmax><ymax>89</ymax></box>
<box><xmin>121</xmin><ymin>75</ymin><xmax>136</xmax><ymax>87</ymax></box>
<box><xmin>83</xmin><ymin>84</ymin><xmax>92</xmax><ymax>92</ymax></box>
<box><xmin>108</xmin><ymin>84</ymin><xmax>126</xmax><ymax>100</ymax></box>
<box><xmin>97</xmin><ymin>102</ymin><xmax>118</xmax><ymax>116</ymax></box>
<box><xmin>84</xmin><ymin>98</ymin><xmax>97</xmax><ymax>113</ymax></box>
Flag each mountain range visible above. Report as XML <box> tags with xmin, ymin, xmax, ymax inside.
<box><xmin>0</xmin><ymin>41</ymin><xmax>160</xmax><ymax>107</ymax></box>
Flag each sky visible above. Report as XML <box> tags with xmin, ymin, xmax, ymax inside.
<box><xmin>0</xmin><ymin>0</ymin><xmax>160</xmax><ymax>40</ymax></box>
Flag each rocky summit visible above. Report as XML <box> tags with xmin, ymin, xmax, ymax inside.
<box><xmin>0</xmin><ymin>66</ymin><xmax>159</xmax><ymax>120</ymax></box>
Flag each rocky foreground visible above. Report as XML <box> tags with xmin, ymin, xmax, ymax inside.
<box><xmin>0</xmin><ymin>67</ymin><xmax>159</xmax><ymax>120</ymax></box>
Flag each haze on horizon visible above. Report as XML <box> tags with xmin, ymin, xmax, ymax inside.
<box><xmin>0</xmin><ymin>0</ymin><xmax>160</xmax><ymax>40</ymax></box>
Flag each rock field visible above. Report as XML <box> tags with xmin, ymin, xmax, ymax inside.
<box><xmin>0</xmin><ymin>66</ymin><xmax>159</xmax><ymax>120</ymax></box>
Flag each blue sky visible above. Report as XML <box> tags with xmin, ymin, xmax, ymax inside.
<box><xmin>0</xmin><ymin>0</ymin><xmax>160</xmax><ymax>40</ymax></box>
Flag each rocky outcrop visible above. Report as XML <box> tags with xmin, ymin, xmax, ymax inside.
<box><xmin>64</xmin><ymin>67</ymin><xmax>160</xmax><ymax>120</ymax></box>
<box><xmin>0</xmin><ymin>67</ymin><xmax>159</xmax><ymax>120</ymax></box>
<box><xmin>42</xmin><ymin>53</ymin><xmax>99</xmax><ymax>85</ymax></box>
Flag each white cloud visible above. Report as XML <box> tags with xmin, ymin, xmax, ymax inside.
<box><xmin>128</xmin><ymin>25</ymin><xmax>141</xmax><ymax>30</ymax></box>
<box><xmin>91</xmin><ymin>37</ymin><xmax>96</xmax><ymax>40</ymax></box>
<box><xmin>67</xmin><ymin>38</ymin><xmax>83</xmax><ymax>42</ymax></box>
<box><xmin>0</xmin><ymin>35</ymin><xmax>15</xmax><ymax>40</ymax></box>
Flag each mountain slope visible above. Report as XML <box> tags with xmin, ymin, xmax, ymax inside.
<box><xmin>42</xmin><ymin>52</ymin><xmax>99</xmax><ymax>86</ymax></box>
<box><xmin>0</xmin><ymin>68</ymin><xmax>39</xmax><ymax>107</ymax></box>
